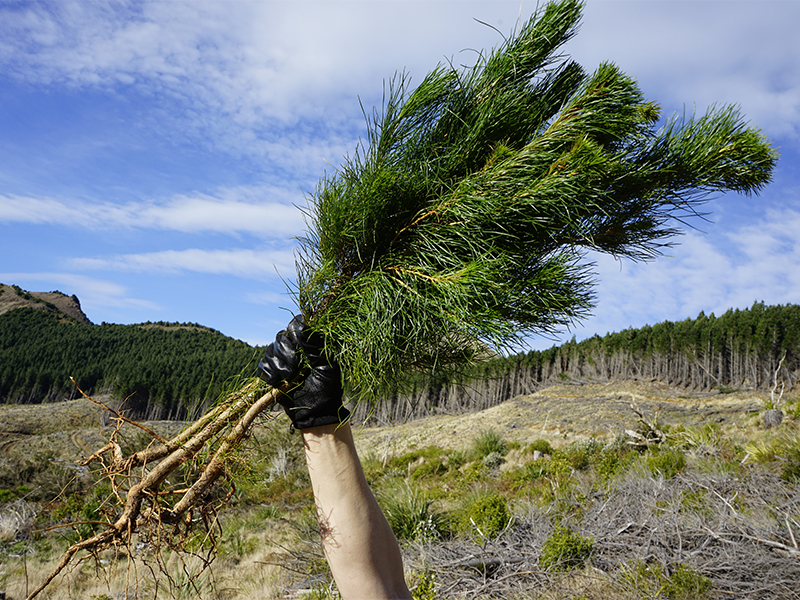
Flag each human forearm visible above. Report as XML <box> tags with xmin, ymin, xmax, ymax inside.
<box><xmin>302</xmin><ymin>423</ymin><xmax>411</xmax><ymax>600</ymax></box>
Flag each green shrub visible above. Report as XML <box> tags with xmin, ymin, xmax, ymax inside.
<box><xmin>502</xmin><ymin>455</ymin><xmax>573</xmax><ymax>491</ymax></box>
<box><xmin>675</xmin><ymin>423</ymin><xmax>721</xmax><ymax>450</ymax></box>
<box><xmin>481</xmin><ymin>451</ymin><xmax>504</xmax><ymax>469</ymax></box>
<box><xmin>0</xmin><ymin>451</ymin><xmax>86</xmax><ymax>502</ymax></box>
<box><xmin>539</xmin><ymin>526</ymin><xmax>593</xmax><ymax>571</ymax></box>
<box><xmin>452</xmin><ymin>460</ymin><xmax>490</xmax><ymax>488</ymax></box>
<box><xmin>665</xmin><ymin>563</ymin><xmax>712</xmax><ymax>599</ymax></box>
<box><xmin>472</xmin><ymin>430</ymin><xmax>507</xmax><ymax>459</ymax></box>
<box><xmin>528</xmin><ymin>439</ymin><xmax>553</xmax><ymax>455</ymax></box>
<box><xmin>51</xmin><ymin>482</ymin><xmax>115</xmax><ymax>542</ymax></box>
<box><xmin>780</xmin><ymin>442</ymin><xmax>800</xmax><ymax>483</ymax></box>
<box><xmin>596</xmin><ymin>451</ymin><xmax>624</xmax><ymax>482</ymax></box>
<box><xmin>0</xmin><ymin>485</ymin><xmax>32</xmax><ymax>503</ymax></box>
<box><xmin>646</xmin><ymin>449</ymin><xmax>686</xmax><ymax>478</ymax></box>
<box><xmin>562</xmin><ymin>439</ymin><xmax>604</xmax><ymax>471</ymax></box>
<box><xmin>785</xmin><ymin>398</ymin><xmax>800</xmax><ymax>419</ymax></box>
<box><xmin>409</xmin><ymin>570</ymin><xmax>436</xmax><ymax>600</ymax></box>
<box><xmin>380</xmin><ymin>486</ymin><xmax>447</xmax><ymax>543</ymax></box>
<box><xmin>621</xmin><ymin>560</ymin><xmax>711</xmax><ymax>599</ymax></box>
<box><xmin>456</xmin><ymin>492</ymin><xmax>511</xmax><ymax>541</ymax></box>
<box><xmin>388</xmin><ymin>446</ymin><xmax>455</xmax><ymax>481</ymax></box>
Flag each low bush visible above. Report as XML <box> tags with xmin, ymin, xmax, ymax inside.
<box><xmin>388</xmin><ymin>445</ymin><xmax>456</xmax><ymax>481</ymax></box>
<box><xmin>665</xmin><ymin>563</ymin><xmax>713</xmax><ymax>599</ymax></box>
<box><xmin>562</xmin><ymin>438</ymin><xmax>604</xmax><ymax>471</ymax></box>
<box><xmin>502</xmin><ymin>454</ymin><xmax>574</xmax><ymax>493</ymax></box>
<box><xmin>621</xmin><ymin>560</ymin><xmax>711</xmax><ymax>599</ymax></box>
<box><xmin>539</xmin><ymin>526</ymin><xmax>593</xmax><ymax>571</ymax></box>
<box><xmin>380</xmin><ymin>485</ymin><xmax>447</xmax><ymax>543</ymax></box>
<box><xmin>780</xmin><ymin>440</ymin><xmax>800</xmax><ymax>482</ymax></box>
<box><xmin>527</xmin><ymin>438</ymin><xmax>553</xmax><ymax>455</ymax></box>
<box><xmin>0</xmin><ymin>450</ymin><xmax>87</xmax><ymax>502</ymax></box>
<box><xmin>646</xmin><ymin>449</ymin><xmax>686</xmax><ymax>479</ymax></box>
<box><xmin>409</xmin><ymin>570</ymin><xmax>436</xmax><ymax>600</ymax></box>
<box><xmin>472</xmin><ymin>430</ymin><xmax>507</xmax><ymax>460</ymax></box>
<box><xmin>455</xmin><ymin>492</ymin><xmax>511</xmax><ymax>541</ymax></box>
<box><xmin>481</xmin><ymin>451</ymin><xmax>504</xmax><ymax>469</ymax></box>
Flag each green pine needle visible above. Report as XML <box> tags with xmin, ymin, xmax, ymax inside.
<box><xmin>292</xmin><ymin>0</ymin><xmax>777</xmax><ymax>407</ymax></box>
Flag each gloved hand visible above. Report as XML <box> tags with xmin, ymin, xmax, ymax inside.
<box><xmin>257</xmin><ymin>315</ymin><xmax>349</xmax><ymax>430</ymax></box>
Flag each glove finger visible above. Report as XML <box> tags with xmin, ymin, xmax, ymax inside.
<box><xmin>285</xmin><ymin>315</ymin><xmax>306</xmax><ymax>338</ymax></box>
<box><xmin>258</xmin><ymin>351</ymin><xmax>295</xmax><ymax>385</ymax></box>
<box><xmin>257</xmin><ymin>319</ymin><xmax>305</xmax><ymax>384</ymax></box>
<box><xmin>298</xmin><ymin>330</ymin><xmax>333</xmax><ymax>370</ymax></box>
<box><xmin>272</xmin><ymin>332</ymin><xmax>301</xmax><ymax>367</ymax></box>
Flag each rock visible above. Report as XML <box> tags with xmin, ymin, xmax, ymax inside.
<box><xmin>764</xmin><ymin>409</ymin><xmax>784</xmax><ymax>429</ymax></box>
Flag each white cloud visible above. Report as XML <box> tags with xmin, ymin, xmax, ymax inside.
<box><xmin>569</xmin><ymin>1</ymin><xmax>800</xmax><ymax>140</ymax></box>
<box><xmin>6</xmin><ymin>0</ymin><xmax>795</xmax><ymax>167</ymax></box>
<box><xmin>0</xmin><ymin>188</ymin><xmax>305</xmax><ymax>236</ymax></box>
<box><xmin>0</xmin><ymin>1</ymin><xmax>532</xmax><ymax>156</ymax></box>
<box><xmin>68</xmin><ymin>247</ymin><xmax>298</xmax><ymax>279</ymax></box>
<box><xmin>569</xmin><ymin>206</ymin><xmax>800</xmax><ymax>341</ymax></box>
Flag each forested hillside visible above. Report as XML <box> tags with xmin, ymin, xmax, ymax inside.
<box><xmin>0</xmin><ymin>307</ymin><xmax>263</xmax><ymax>417</ymax></box>
<box><xmin>360</xmin><ymin>302</ymin><xmax>800</xmax><ymax>423</ymax></box>
<box><xmin>1</xmin><ymin>297</ymin><xmax>798</xmax><ymax>423</ymax></box>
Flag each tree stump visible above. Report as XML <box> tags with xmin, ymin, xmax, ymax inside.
<box><xmin>764</xmin><ymin>409</ymin><xmax>784</xmax><ymax>429</ymax></box>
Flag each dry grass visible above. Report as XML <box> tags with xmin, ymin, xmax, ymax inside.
<box><xmin>2</xmin><ymin>543</ymin><xmax>289</xmax><ymax>600</ymax></box>
<box><xmin>2</xmin><ymin>380</ymin><xmax>798</xmax><ymax>599</ymax></box>
<box><xmin>353</xmin><ymin>380</ymin><xmax>767</xmax><ymax>457</ymax></box>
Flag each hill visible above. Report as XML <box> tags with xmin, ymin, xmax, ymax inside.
<box><xmin>1</xmin><ymin>283</ymin><xmax>798</xmax><ymax>426</ymax></box>
<box><xmin>0</xmin><ymin>283</ymin><xmax>92</xmax><ymax>324</ymax></box>
<box><xmin>357</xmin><ymin>301</ymin><xmax>800</xmax><ymax>424</ymax></box>
<box><xmin>0</xmin><ymin>285</ymin><xmax>263</xmax><ymax>414</ymax></box>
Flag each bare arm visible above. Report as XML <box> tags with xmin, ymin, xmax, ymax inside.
<box><xmin>302</xmin><ymin>423</ymin><xmax>412</xmax><ymax>600</ymax></box>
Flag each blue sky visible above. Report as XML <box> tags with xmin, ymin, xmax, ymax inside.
<box><xmin>1</xmin><ymin>0</ymin><xmax>798</xmax><ymax>350</ymax></box>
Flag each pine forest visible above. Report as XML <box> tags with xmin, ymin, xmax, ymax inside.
<box><xmin>1</xmin><ymin>301</ymin><xmax>798</xmax><ymax>423</ymax></box>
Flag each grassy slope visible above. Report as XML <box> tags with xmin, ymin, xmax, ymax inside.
<box><xmin>1</xmin><ymin>380</ymin><xmax>799</xmax><ymax>599</ymax></box>
<box><xmin>0</xmin><ymin>283</ymin><xmax>92</xmax><ymax>324</ymax></box>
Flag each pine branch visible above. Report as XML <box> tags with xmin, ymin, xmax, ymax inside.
<box><xmin>295</xmin><ymin>0</ymin><xmax>777</xmax><ymax>406</ymax></box>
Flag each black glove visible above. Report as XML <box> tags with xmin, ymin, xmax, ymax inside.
<box><xmin>257</xmin><ymin>315</ymin><xmax>349</xmax><ymax>430</ymax></box>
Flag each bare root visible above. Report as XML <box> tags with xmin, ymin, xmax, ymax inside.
<box><xmin>27</xmin><ymin>377</ymin><xmax>287</xmax><ymax>600</ymax></box>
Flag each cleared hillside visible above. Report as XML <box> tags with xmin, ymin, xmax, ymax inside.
<box><xmin>1</xmin><ymin>379</ymin><xmax>798</xmax><ymax>599</ymax></box>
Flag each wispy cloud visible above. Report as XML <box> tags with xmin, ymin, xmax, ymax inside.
<box><xmin>68</xmin><ymin>247</ymin><xmax>297</xmax><ymax>279</ymax></box>
<box><xmin>0</xmin><ymin>1</ymin><xmax>521</xmax><ymax>159</ymax></box>
<box><xmin>569</xmin><ymin>1</ymin><xmax>800</xmax><ymax>140</ymax></box>
<box><xmin>243</xmin><ymin>289</ymin><xmax>295</xmax><ymax>307</ymax></box>
<box><xmin>0</xmin><ymin>188</ymin><xmax>305</xmax><ymax>236</ymax></box>
<box><xmin>571</xmin><ymin>207</ymin><xmax>800</xmax><ymax>341</ymax></box>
